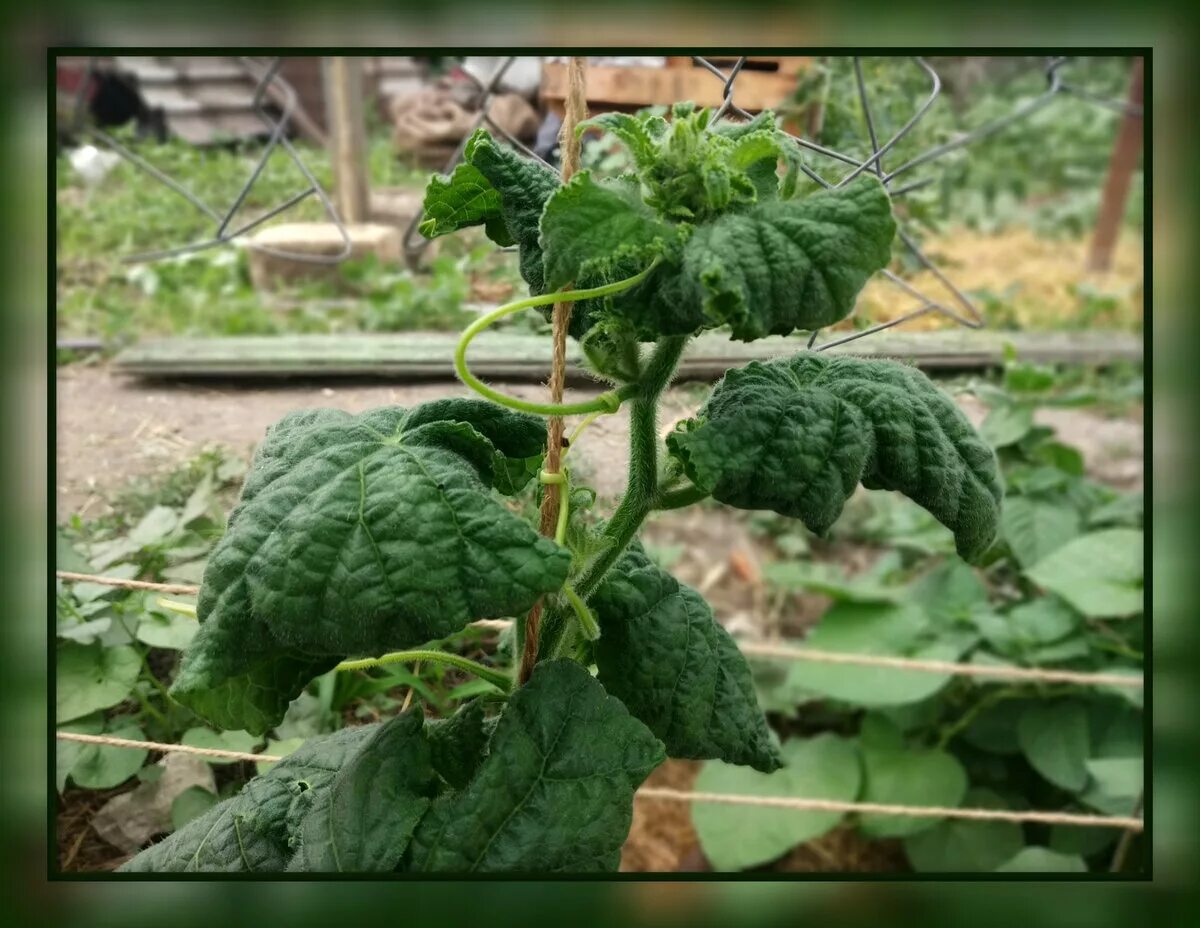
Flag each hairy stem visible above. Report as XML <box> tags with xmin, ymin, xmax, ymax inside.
<box><xmin>656</xmin><ymin>480</ymin><xmax>711</xmax><ymax>511</ymax></box>
<box><xmin>336</xmin><ymin>649</ymin><xmax>512</xmax><ymax>694</ymax></box>
<box><xmin>574</xmin><ymin>335</ymin><xmax>689</xmax><ymax>600</ymax></box>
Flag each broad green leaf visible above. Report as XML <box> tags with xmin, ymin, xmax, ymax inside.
<box><xmin>764</xmin><ymin>561</ymin><xmax>901</xmax><ymax>604</ymax></box>
<box><xmin>908</xmin><ymin>560</ymin><xmax>988</xmax><ymax>626</ymax></box>
<box><xmin>589</xmin><ymin>546</ymin><xmax>781</xmax><ymax>772</ymax></box>
<box><xmin>56</xmin><ymin>643</ymin><xmax>141</xmax><ymax>723</ymax></box>
<box><xmin>425</xmin><ymin>699</ymin><xmax>493</xmax><ymax>790</ymax></box>
<box><xmin>57</xmin><ymin>616</ymin><xmax>113</xmax><ymax>645</ymax></box>
<box><xmin>289</xmin><ymin>711</ymin><xmax>438</xmax><ymax>872</ymax></box>
<box><xmin>69</xmin><ymin>721</ymin><xmax>148</xmax><ymax>789</ymax></box>
<box><xmin>903</xmin><ymin>788</ymin><xmax>1024</xmax><ymax>872</ymax></box>
<box><xmin>691</xmin><ymin>735</ymin><xmax>861</xmax><ymax>871</ymax></box>
<box><xmin>180</xmin><ymin>727</ymin><xmax>263</xmax><ymax>765</ymax></box>
<box><xmin>121</xmin><ymin>724</ymin><xmax>379</xmax><ymax>872</ymax></box>
<box><xmin>1006</xmin><ymin>597</ymin><xmax>1080</xmax><ymax>645</ymax></box>
<box><xmin>784</xmin><ymin>602</ymin><xmax>975</xmax><ymax>707</ymax></box>
<box><xmin>539</xmin><ymin>172</ymin><xmax>675</xmax><ymax>291</ymax></box>
<box><xmin>623</xmin><ymin>177</ymin><xmax>894</xmax><ymax>341</ymax></box>
<box><xmin>419</xmin><ymin>161</ymin><xmax>512</xmax><ymax>245</ymax></box>
<box><xmin>859</xmin><ymin>742</ymin><xmax>968</xmax><ymax>837</ymax></box>
<box><xmin>980</xmin><ymin>403</ymin><xmax>1034</xmax><ymax>447</ymax></box>
<box><xmin>136</xmin><ymin>611</ymin><xmax>198</xmax><ymax>650</ymax></box>
<box><xmin>56</xmin><ymin>714</ymin><xmax>103</xmax><ymax>792</ymax></box>
<box><xmin>409</xmin><ymin>660</ymin><xmax>665</xmax><ymax>873</ymax></box>
<box><xmin>961</xmin><ymin>699</ymin><xmax>1034</xmax><ymax>755</ymax></box>
<box><xmin>170</xmin><ymin>786</ymin><xmax>218</xmax><ymax>831</ymax></box>
<box><xmin>462</xmin><ymin>128</ymin><xmax>561</xmax><ymax>295</ymax></box>
<box><xmin>995</xmin><ymin>847</ymin><xmax>1088</xmax><ymax>873</ymax></box>
<box><xmin>1048</xmin><ymin>821</ymin><xmax>1120</xmax><ymax>857</ymax></box>
<box><xmin>57</xmin><ymin>529</ymin><xmax>94</xmax><ymax>574</ymax></box>
<box><xmin>171</xmin><ymin>402</ymin><xmax>570</xmax><ymax>735</ymax></box>
<box><xmin>1083</xmin><ymin>757</ymin><xmax>1142</xmax><ymax>811</ymax></box>
<box><xmin>576</xmin><ymin>112</ymin><xmax>659</xmax><ymax>170</ymax></box>
<box><xmin>1001</xmin><ymin>497</ymin><xmax>1081</xmax><ymax>568</ymax></box>
<box><xmin>669</xmin><ymin>354</ymin><xmax>1002</xmax><ymax>562</ymax></box>
<box><xmin>1017</xmin><ymin>701</ymin><xmax>1090</xmax><ymax>791</ymax></box>
<box><xmin>179</xmin><ymin>472</ymin><xmax>217</xmax><ymax>527</ymax></box>
<box><xmin>1025</xmin><ymin>530</ymin><xmax>1143</xmax><ymax>618</ymax></box>
<box><xmin>256</xmin><ymin>737</ymin><xmax>307</xmax><ymax>776</ymax></box>
<box><xmin>129</xmin><ymin>505</ymin><xmax>180</xmax><ymax>547</ymax></box>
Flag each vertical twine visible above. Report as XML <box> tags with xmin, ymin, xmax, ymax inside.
<box><xmin>519</xmin><ymin>57</ymin><xmax>587</xmax><ymax>685</ymax></box>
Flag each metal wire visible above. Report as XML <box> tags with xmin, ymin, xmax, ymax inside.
<box><xmin>692</xmin><ymin>54</ymin><xmax>1136</xmax><ymax>351</ymax></box>
<box><xmin>70</xmin><ymin>55</ymin><xmax>351</xmax><ymax>265</ymax></box>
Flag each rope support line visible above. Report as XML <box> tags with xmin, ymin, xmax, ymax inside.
<box><xmin>53</xmin><ymin>732</ymin><xmax>1142</xmax><ymax>832</ymax></box>
<box><xmin>54</xmin><ymin>571</ymin><xmax>1143</xmax><ymax>689</ymax></box>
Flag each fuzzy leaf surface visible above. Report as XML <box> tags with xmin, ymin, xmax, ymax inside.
<box><xmin>589</xmin><ymin>546</ymin><xmax>782</xmax><ymax>772</ymax></box>
<box><xmin>408</xmin><ymin>660</ymin><xmax>665</xmax><ymax>873</ymax></box>
<box><xmin>668</xmin><ymin>353</ymin><xmax>1002</xmax><ymax>561</ymax></box>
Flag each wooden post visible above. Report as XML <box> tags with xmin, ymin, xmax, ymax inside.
<box><xmin>1086</xmin><ymin>57</ymin><xmax>1144</xmax><ymax>273</ymax></box>
<box><xmin>322</xmin><ymin>56</ymin><xmax>369</xmax><ymax>225</ymax></box>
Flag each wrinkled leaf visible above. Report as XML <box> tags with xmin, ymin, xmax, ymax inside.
<box><xmin>590</xmin><ymin>546</ymin><xmax>782</xmax><ymax>772</ymax></box>
<box><xmin>691</xmin><ymin>735</ymin><xmax>861</xmax><ymax>871</ymax></box>
<box><xmin>172</xmin><ymin>402</ymin><xmax>570</xmax><ymax>734</ymax></box>
<box><xmin>409</xmin><ymin>660</ymin><xmax>664</xmax><ymax>872</ymax></box>
<box><xmin>425</xmin><ymin>699</ymin><xmax>493</xmax><ymax>790</ymax></box>
<box><xmin>418</xmin><ymin>161</ymin><xmax>511</xmax><ymax>245</ymax></box>
<box><xmin>669</xmin><ymin>354</ymin><xmax>1002</xmax><ymax>562</ymax></box>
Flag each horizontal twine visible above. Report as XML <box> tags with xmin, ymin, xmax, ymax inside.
<box><xmin>55</xmin><ymin>732</ymin><xmax>1142</xmax><ymax>832</ymax></box>
<box><xmin>55</xmin><ymin>571</ymin><xmax>1144</xmax><ymax>689</ymax></box>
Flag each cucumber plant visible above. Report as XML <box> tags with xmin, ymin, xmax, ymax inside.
<box><xmin>123</xmin><ymin>104</ymin><xmax>1002</xmax><ymax>873</ymax></box>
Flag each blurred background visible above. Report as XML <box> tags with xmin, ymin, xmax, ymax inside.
<box><xmin>2</xmin><ymin>1</ymin><xmax>1196</xmax><ymax>922</ymax></box>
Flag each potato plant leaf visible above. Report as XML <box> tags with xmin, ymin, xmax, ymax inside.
<box><xmin>589</xmin><ymin>546</ymin><xmax>782</xmax><ymax>772</ymax></box>
<box><xmin>668</xmin><ymin>353</ymin><xmax>1003</xmax><ymax>562</ymax></box>
<box><xmin>171</xmin><ymin>402</ymin><xmax>571</xmax><ymax>734</ymax></box>
<box><xmin>408</xmin><ymin>660</ymin><xmax>665</xmax><ymax>872</ymax></box>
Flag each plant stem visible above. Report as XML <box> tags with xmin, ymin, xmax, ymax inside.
<box><xmin>656</xmin><ymin>480</ymin><xmax>711</xmax><ymax>511</ymax></box>
<box><xmin>575</xmin><ymin>335</ymin><xmax>689</xmax><ymax>600</ymax></box>
<box><xmin>455</xmin><ymin>262</ymin><xmax>659</xmax><ymax>417</ymax></box>
<box><xmin>336</xmin><ymin>648</ymin><xmax>511</xmax><ymax>694</ymax></box>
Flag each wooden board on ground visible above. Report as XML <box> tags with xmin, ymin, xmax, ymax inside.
<box><xmin>114</xmin><ymin>329</ymin><xmax>1143</xmax><ymax>382</ymax></box>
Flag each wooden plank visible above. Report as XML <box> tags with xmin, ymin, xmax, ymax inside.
<box><xmin>115</xmin><ymin>330</ymin><xmax>1143</xmax><ymax>382</ymax></box>
<box><xmin>323</xmin><ymin>57</ymin><xmax>369</xmax><ymax>224</ymax></box>
<box><xmin>542</xmin><ymin>62</ymin><xmax>798</xmax><ymax>113</ymax></box>
<box><xmin>1087</xmin><ymin>57</ymin><xmax>1143</xmax><ymax>272</ymax></box>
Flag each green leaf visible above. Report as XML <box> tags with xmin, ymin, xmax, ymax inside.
<box><xmin>908</xmin><ymin>560</ymin><xmax>988</xmax><ymax>626</ymax></box>
<box><xmin>858</xmin><ymin>742</ymin><xmax>968</xmax><ymax>837</ymax></box>
<box><xmin>57</xmin><ymin>715</ymin><xmax>103</xmax><ymax>792</ymax></box>
<box><xmin>668</xmin><ymin>354</ymin><xmax>1002</xmax><ymax>562</ymax></box>
<box><xmin>122</xmin><ymin>724</ymin><xmax>380</xmax><ymax>872</ymax></box>
<box><xmin>1083</xmin><ymin>757</ymin><xmax>1142</xmax><ymax>810</ymax></box>
<box><xmin>409</xmin><ymin>660</ymin><xmax>665</xmax><ymax>872</ymax></box>
<box><xmin>1007</xmin><ymin>597</ymin><xmax>1080</xmax><ymax>645</ymax></box>
<box><xmin>961</xmin><ymin>699</ymin><xmax>1032</xmax><ymax>755</ymax></box>
<box><xmin>539</xmin><ymin>172</ymin><xmax>675</xmax><ymax>291</ymax></box>
<box><xmin>995</xmin><ymin>847</ymin><xmax>1088</xmax><ymax>873</ymax></box>
<box><xmin>170</xmin><ymin>786</ymin><xmax>219</xmax><ymax>831</ymax></box>
<box><xmin>784</xmin><ymin>602</ymin><xmax>975</xmax><ymax>707</ymax></box>
<box><xmin>256</xmin><ymin>737</ymin><xmax>307</xmax><ymax>776</ymax></box>
<box><xmin>980</xmin><ymin>403</ymin><xmax>1034</xmax><ymax>448</ymax></box>
<box><xmin>462</xmin><ymin>128</ymin><xmax>561</xmax><ymax>295</ymax></box>
<box><xmin>180</xmin><ymin>728</ymin><xmax>263</xmax><ymax>765</ymax></box>
<box><xmin>69</xmin><ymin>721</ymin><xmax>148</xmax><ymax>789</ymax></box>
<box><xmin>627</xmin><ymin>177</ymin><xmax>894</xmax><ymax>341</ymax></box>
<box><xmin>691</xmin><ymin>735</ymin><xmax>861</xmax><ymax>871</ymax></box>
<box><xmin>136</xmin><ymin>611</ymin><xmax>198</xmax><ymax>651</ymax></box>
<box><xmin>589</xmin><ymin>546</ymin><xmax>782</xmax><ymax>772</ymax></box>
<box><xmin>57</xmin><ymin>616</ymin><xmax>113</xmax><ymax>645</ymax></box>
<box><xmin>1025</xmin><ymin>530</ymin><xmax>1143</xmax><ymax>618</ymax></box>
<box><xmin>289</xmin><ymin>711</ymin><xmax>438</xmax><ymax>872</ymax></box>
<box><xmin>1017</xmin><ymin>701</ymin><xmax>1090</xmax><ymax>791</ymax></box>
<box><xmin>1048</xmin><ymin>821</ymin><xmax>1120</xmax><ymax>857</ymax></box>
<box><xmin>56</xmin><ymin>643</ymin><xmax>141</xmax><ymax>723</ymax></box>
<box><xmin>1001</xmin><ymin>497</ymin><xmax>1081</xmax><ymax>568</ymax></box>
<box><xmin>903</xmin><ymin>788</ymin><xmax>1025</xmax><ymax>872</ymax></box>
<box><xmin>425</xmin><ymin>699</ymin><xmax>493</xmax><ymax>790</ymax></box>
<box><xmin>764</xmin><ymin>560</ymin><xmax>901</xmax><ymax>604</ymax></box>
<box><xmin>129</xmin><ymin>505</ymin><xmax>180</xmax><ymax>547</ymax></box>
<box><xmin>419</xmin><ymin>162</ymin><xmax>512</xmax><ymax>245</ymax></box>
<box><xmin>171</xmin><ymin>402</ymin><xmax>570</xmax><ymax>735</ymax></box>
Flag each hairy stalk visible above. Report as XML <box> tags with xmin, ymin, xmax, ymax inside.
<box><xmin>336</xmin><ymin>649</ymin><xmax>512</xmax><ymax>693</ymax></box>
<box><xmin>656</xmin><ymin>480</ymin><xmax>711</xmax><ymax>511</ymax></box>
<box><xmin>575</xmin><ymin>335</ymin><xmax>689</xmax><ymax>600</ymax></box>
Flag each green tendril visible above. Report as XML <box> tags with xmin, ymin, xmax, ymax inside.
<box><xmin>563</xmin><ymin>585</ymin><xmax>601</xmax><ymax>642</ymax></box>
<box><xmin>453</xmin><ymin>260</ymin><xmax>661</xmax><ymax>417</ymax></box>
<box><xmin>335</xmin><ymin>649</ymin><xmax>512</xmax><ymax>693</ymax></box>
